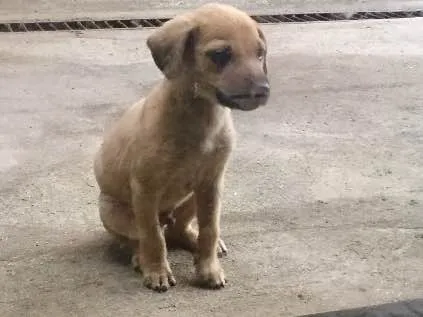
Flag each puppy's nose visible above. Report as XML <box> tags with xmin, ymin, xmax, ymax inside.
<box><xmin>251</xmin><ymin>81</ymin><xmax>270</xmax><ymax>98</ymax></box>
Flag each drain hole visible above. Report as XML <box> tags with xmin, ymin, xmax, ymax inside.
<box><xmin>105</xmin><ymin>20</ymin><xmax>120</xmax><ymax>28</ymax></box>
<box><xmin>27</xmin><ymin>23</ymin><xmax>43</xmax><ymax>31</ymax></box>
<box><xmin>38</xmin><ymin>22</ymin><xmax>57</xmax><ymax>31</ymax></box>
<box><xmin>93</xmin><ymin>21</ymin><xmax>108</xmax><ymax>29</ymax></box>
<box><xmin>138</xmin><ymin>19</ymin><xmax>165</xmax><ymax>27</ymax></box>
<box><xmin>80</xmin><ymin>21</ymin><xmax>99</xmax><ymax>29</ymax></box>
<box><xmin>66</xmin><ymin>21</ymin><xmax>85</xmax><ymax>30</ymax></box>
<box><xmin>51</xmin><ymin>22</ymin><xmax>70</xmax><ymax>30</ymax></box>
<box><xmin>10</xmin><ymin>23</ymin><xmax>27</xmax><ymax>31</ymax></box>
<box><xmin>0</xmin><ymin>24</ymin><xmax>10</xmax><ymax>32</ymax></box>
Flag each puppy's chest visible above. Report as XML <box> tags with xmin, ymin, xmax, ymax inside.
<box><xmin>178</xmin><ymin>134</ymin><xmax>231</xmax><ymax>177</ymax></box>
<box><xmin>171</xmin><ymin>120</ymin><xmax>232</xmax><ymax>158</ymax></box>
<box><xmin>161</xmin><ymin>134</ymin><xmax>231</xmax><ymax>205</ymax></box>
<box><xmin>199</xmin><ymin>134</ymin><xmax>225</xmax><ymax>156</ymax></box>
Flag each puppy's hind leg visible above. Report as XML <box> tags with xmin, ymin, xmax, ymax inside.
<box><xmin>98</xmin><ymin>193</ymin><xmax>140</xmax><ymax>268</ymax></box>
<box><xmin>166</xmin><ymin>193</ymin><xmax>228</xmax><ymax>257</ymax></box>
<box><xmin>165</xmin><ymin>194</ymin><xmax>199</xmax><ymax>253</ymax></box>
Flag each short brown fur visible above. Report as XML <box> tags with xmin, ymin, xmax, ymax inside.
<box><xmin>94</xmin><ymin>3</ymin><xmax>269</xmax><ymax>292</ymax></box>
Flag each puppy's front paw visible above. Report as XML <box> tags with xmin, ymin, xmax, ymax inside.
<box><xmin>138</xmin><ymin>259</ymin><xmax>176</xmax><ymax>293</ymax></box>
<box><xmin>143</xmin><ymin>267</ymin><xmax>176</xmax><ymax>293</ymax></box>
<box><xmin>195</xmin><ymin>259</ymin><xmax>226</xmax><ymax>289</ymax></box>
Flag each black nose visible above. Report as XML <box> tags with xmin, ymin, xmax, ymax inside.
<box><xmin>252</xmin><ymin>81</ymin><xmax>270</xmax><ymax>98</ymax></box>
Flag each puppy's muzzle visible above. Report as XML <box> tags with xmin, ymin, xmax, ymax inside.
<box><xmin>217</xmin><ymin>81</ymin><xmax>270</xmax><ymax>111</ymax></box>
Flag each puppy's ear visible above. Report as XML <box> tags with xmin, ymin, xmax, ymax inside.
<box><xmin>257</xmin><ymin>27</ymin><xmax>268</xmax><ymax>74</ymax></box>
<box><xmin>146</xmin><ymin>17</ymin><xmax>198</xmax><ymax>79</ymax></box>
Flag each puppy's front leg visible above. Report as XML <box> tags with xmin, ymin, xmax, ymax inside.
<box><xmin>131</xmin><ymin>179</ymin><xmax>176</xmax><ymax>292</ymax></box>
<box><xmin>195</xmin><ymin>176</ymin><xmax>226</xmax><ymax>289</ymax></box>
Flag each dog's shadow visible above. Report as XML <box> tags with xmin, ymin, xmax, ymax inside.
<box><xmin>50</xmin><ymin>232</ymin><xmax>206</xmax><ymax>290</ymax></box>
<box><xmin>100</xmin><ymin>234</ymin><xmax>197</xmax><ymax>287</ymax></box>
<box><xmin>103</xmin><ymin>239</ymin><xmax>133</xmax><ymax>267</ymax></box>
<box><xmin>103</xmin><ymin>237</ymin><xmax>193</xmax><ymax>265</ymax></box>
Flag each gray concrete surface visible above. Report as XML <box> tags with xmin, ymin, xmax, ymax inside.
<box><xmin>1</xmin><ymin>18</ymin><xmax>423</xmax><ymax>317</ymax></box>
<box><xmin>0</xmin><ymin>0</ymin><xmax>422</xmax><ymax>22</ymax></box>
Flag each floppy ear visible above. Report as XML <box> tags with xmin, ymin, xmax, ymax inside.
<box><xmin>257</xmin><ymin>27</ymin><xmax>268</xmax><ymax>74</ymax></box>
<box><xmin>146</xmin><ymin>17</ymin><xmax>198</xmax><ymax>79</ymax></box>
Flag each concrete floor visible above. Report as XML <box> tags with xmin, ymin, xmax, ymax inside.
<box><xmin>1</xmin><ymin>14</ymin><xmax>423</xmax><ymax>317</ymax></box>
<box><xmin>0</xmin><ymin>0</ymin><xmax>422</xmax><ymax>21</ymax></box>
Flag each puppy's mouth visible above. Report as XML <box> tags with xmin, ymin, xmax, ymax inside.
<box><xmin>215</xmin><ymin>89</ymin><xmax>269</xmax><ymax>111</ymax></box>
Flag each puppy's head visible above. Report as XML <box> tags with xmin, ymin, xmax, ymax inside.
<box><xmin>147</xmin><ymin>3</ymin><xmax>270</xmax><ymax>111</ymax></box>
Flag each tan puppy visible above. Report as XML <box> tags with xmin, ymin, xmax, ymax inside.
<box><xmin>93</xmin><ymin>3</ymin><xmax>270</xmax><ymax>292</ymax></box>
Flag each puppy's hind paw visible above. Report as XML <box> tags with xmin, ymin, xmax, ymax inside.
<box><xmin>131</xmin><ymin>254</ymin><xmax>140</xmax><ymax>271</ymax></box>
<box><xmin>217</xmin><ymin>238</ymin><xmax>228</xmax><ymax>258</ymax></box>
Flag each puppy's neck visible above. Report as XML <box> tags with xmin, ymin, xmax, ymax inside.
<box><xmin>163</xmin><ymin>77</ymin><xmax>229</xmax><ymax>122</ymax></box>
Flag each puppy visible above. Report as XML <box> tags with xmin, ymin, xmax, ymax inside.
<box><xmin>93</xmin><ymin>3</ymin><xmax>270</xmax><ymax>292</ymax></box>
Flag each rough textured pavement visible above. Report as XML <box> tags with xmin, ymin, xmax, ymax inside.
<box><xmin>1</xmin><ymin>0</ymin><xmax>422</xmax><ymax>21</ymax></box>
<box><xmin>1</xmin><ymin>17</ymin><xmax>423</xmax><ymax>317</ymax></box>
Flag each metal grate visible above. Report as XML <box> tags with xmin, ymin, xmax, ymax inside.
<box><xmin>0</xmin><ymin>18</ymin><xmax>170</xmax><ymax>32</ymax></box>
<box><xmin>0</xmin><ymin>10</ymin><xmax>422</xmax><ymax>32</ymax></box>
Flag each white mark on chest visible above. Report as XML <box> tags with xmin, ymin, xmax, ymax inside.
<box><xmin>201</xmin><ymin>138</ymin><xmax>216</xmax><ymax>153</ymax></box>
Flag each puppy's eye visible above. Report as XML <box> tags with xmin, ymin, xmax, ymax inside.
<box><xmin>257</xmin><ymin>47</ymin><xmax>265</xmax><ymax>61</ymax></box>
<box><xmin>207</xmin><ymin>46</ymin><xmax>232</xmax><ymax>69</ymax></box>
